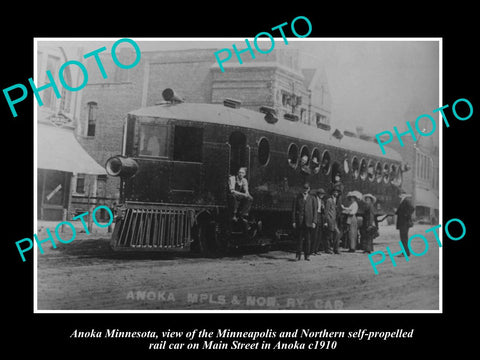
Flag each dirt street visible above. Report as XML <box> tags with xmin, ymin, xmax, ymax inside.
<box><xmin>36</xmin><ymin>224</ymin><xmax>440</xmax><ymax>311</ymax></box>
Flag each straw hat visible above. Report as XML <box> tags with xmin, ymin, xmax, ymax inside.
<box><xmin>362</xmin><ymin>193</ymin><xmax>377</xmax><ymax>204</ymax></box>
<box><xmin>347</xmin><ymin>190</ymin><xmax>362</xmax><ymax>201</ymax></box>
<box><xmin>399</xmin><ymin>192</ymin><xmax>412</xmax><ymax>199</ymax></box>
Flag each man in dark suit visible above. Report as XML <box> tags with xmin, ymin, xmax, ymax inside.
<box><xmin>396</xmin><ymin>191</ymin><xmax>414</xmax><ymax>256</ymax></box>
<box><xmin>324</xmin><ymin>186</ymin><xmax>341</xmax><ymax>254</ymax></box>
<box><xmin>292</xmin><ymin>183</ymin><xmax>318</xmax><ymax>261</ymax></box>
<box><xmin>312</xmin><ymin>188</ymin><xmax>326</xmax><ymax>255</ymax></box>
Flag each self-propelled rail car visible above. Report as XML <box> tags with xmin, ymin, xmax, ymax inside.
<box><xmin>106</xmin><ymin>89</ymin><xmax>405</xmax><ymax>254</ymax></box>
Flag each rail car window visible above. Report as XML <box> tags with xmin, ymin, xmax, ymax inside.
<box><xmin>300</xmin><ymin>145</ymin><xmax>310</xmax><ymax>174</ymax></box>
<box><xmin>343</xmin><ymin>157</ymin><xmax>350</xmax><ymax>174</ymax></box>
<box><xmin>311</xmin><ymin>148</ymin><xmax>320</xmax><ymax>174</ymax></box>
<box><xmin>375</xmin><ymin>162</ymin><xmax>383</xmax><ymax>183</ymax></box>
<box><xmin>257</xmin><ymin>137</ymin><xmax>270</xmax><ymax>166</ymax></box>
<box><xmin>367</xmin><ymin>160</ymin><xmax>375</xmax><ymax>182</ymax></box>
<box><xmin>300</xmin><ymin>145</ymin><xmax>310</xmax><ymax>164</ymax></box>
<box><xmin>287</xmin><ymin>143</ymin><xmax>299</xmax><ymax>168</ymax></box>
<box><xmin>321</xmin><ymin>150</ymin><xmax>331</xmax><ymax>174</ymax></box>
<box><xmin>173</xmin><ymin>126</ymin><xmax>203</xmax><ymax>162</ymax></box>
<box><xmin>359</xmin><ymin>159</ymin><xmax>367</xmax><ymax>180</ymax></box>
<box><xmin>390</xmin><ymin>164</ymin><xmax>398</xmax><ymax>184</ymax></box>
<box><xmin>383</xmin><ymin>163</ymin><xmax>390</xmax><ymax>183</ymax></box>
<box><xmin>331</xmin><ymin>162</ymin><xmax>341</xmax><ymax>182</ymax></box>
<box><xmin>391</xmin><ymin>164</ymin><xmax>402</xmax><ymax>186</ymax></box>
<box><xmin>139</xmin><ymin>124</ymin><xmax>168</xmax><ymax>157</ymax></box>
<box><xmin>352</xmin><ymin>157</ymin><xmax>359</xmax><ymax>179</ymax></box>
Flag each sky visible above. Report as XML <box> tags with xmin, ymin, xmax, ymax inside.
<box><xmin>39</xmin><ymin>38</ymin><xmax>440</xmax><ymax>135</ymax></box>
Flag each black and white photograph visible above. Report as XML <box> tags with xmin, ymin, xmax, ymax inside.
<box><xmin>4</xmin><ymin>8</ymin><xmax>477</xmax><ymax>355</ymax></box>
<box><xmin>34</xmin><ymin>38</ymin><xmax>440</xmax><ymax>311</ymax></box>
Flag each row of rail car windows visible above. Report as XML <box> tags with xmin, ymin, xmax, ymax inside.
<box><xmin>136</xmin><ymin>122</ymin><xmax>402</xmax><ymax>186</ymax></box>
<box><xmin>283</xmin><ymin>141</ymin><xmax>402</xmax><ymax>186</ymax></box>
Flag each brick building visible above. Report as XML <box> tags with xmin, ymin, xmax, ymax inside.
<box><xmin>36</xmin><ymin>42</ymin><xmax>106</xmax><ymax>222</ymax></box>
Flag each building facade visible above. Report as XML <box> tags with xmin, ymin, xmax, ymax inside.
<box><xmin>36</xmin><ymin>43</ymin><xmax>106</xmax><ymax>222</ymax></box>
<box><xmin>387</xmin><ymin>116</ymin><xmax>439</xmax><ymax>224</ymax></box>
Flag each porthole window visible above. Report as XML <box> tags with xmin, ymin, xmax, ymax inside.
<box><xmin>321</xmin><ymin>150</ymin><xmax>331</xmax><ymax>175</ymax></box>
<box><xmin>359</xmin><ymin>159</ymin><xmax>367</xmax><ymax>180</ymax></box>
<box><xmin>299</xmin><ymin>145</ymin><xmax>311</xmax><ymax>174</ymax></box>
<box><xmin>288</xmin><ymin>143</ymin><xmax>299</xmax><ymax>168</ymax></box>
<box><xmin>343</xmin><ymin>157</ymin><xmax>350</xmax><ymax>174</ymax></box>
<box><xmin>367</xmin><ymin>160</ymin><xmax>375</xmax><ymax>182</ymax></box>
<box><xmin>383</xmin><ymin>163</ymin><xmax>390</xmax><ymax>183</ymax></box>
<box><xmin>300</xmin><ymin>145</ymin><xmax>310</xmax><ymax>165</ymax></box>
<box><xmin>331</xmin><ymin>162</ymin><xmax>341</xmax><ymax>183</ymax></box>
<box><xmin>257</xmin><ymin>137</ymin><xmax>270</xmax><ymax>166</ymax></box>
<box><xmin>375</xmin><ymin>162</ymin><xmax>383</xmax><ymax>183</ymax></box>
<box><xmin>391</xmin><ymin>164</ymin><xmax>403</xmax><ymax>186</ymax></box>
<box><xmin>352</xmin><ymin>157</ymin><xmax>359</xmax><ymax>179</ymax></box>
<box><xmin>311</xmin><ymin>148</ymin><xmax>320</xmax><ymax>174</ymax></box>
<box><xmin>390</xmin><ymin>164</ymin><xmax>397</xmax><ymax>183</ymax></box>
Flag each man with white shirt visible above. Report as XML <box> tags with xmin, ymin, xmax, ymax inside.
<box><xmin>228</xmin><ymin>167</ymin><xmax>253</xmax><ymax>222</ymax></box>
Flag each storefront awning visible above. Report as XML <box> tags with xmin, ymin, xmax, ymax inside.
<box><xmin>37</xmin><ymin>123</ymin><xmax>106</xmax><ymax>175</ymax></box>
<box><xmin>415</xmin><ymin>187</ymin><xmax>439</xmax><ymax>210</ymax></box>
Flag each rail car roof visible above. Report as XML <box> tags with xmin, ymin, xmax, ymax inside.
<box><xmin>129</xmin><ymin>103</ymin><xmax>403</xmax><ymax>162</ymax></box>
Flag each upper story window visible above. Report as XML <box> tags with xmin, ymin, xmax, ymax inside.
<box><xmin>87</xmin><ymin>102</ymin><xmax>98</xmax><ymax>137</ymax></box>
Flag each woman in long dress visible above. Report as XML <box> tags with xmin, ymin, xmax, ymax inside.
<box><xmin>342</xmin><ymin>191</ymin><xmax>360</xmax><ymax>252</ymax></box>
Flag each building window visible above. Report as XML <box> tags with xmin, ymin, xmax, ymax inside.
<box><xmin>75</xmin><ymin>174</ymin><xmax>86</xmax><ymax>194</ymax></box>
<box><xmin>60</xmin><ymin>67</ymin><xmax>72</xmax><ymax>113</ymax></box>
<box><xmin>42</xmin><ymin>55</ymin><xmax>60</xmax><ymax>109</ymax></box>
<box><xmin>282</xmin><ymin>92</ymin><xmax>291</xmax><ymax>107</ymax></box>
<box><xmin>87</xmin><ymin>102</ymin><xmax>98</xmax><ymax>137</ymax></box>
<box><xmin>257</xmin><ymin>137</ymin><xmax>270</xmax><ymax>166</ymax></box>
<box><xmin>139</xmin><ymin>123</ymin><xmax>168</xmax><ymax>157</ymax></box>
<box><xmin>300</xmin><ymin>108</ymin><xmax>307</xmax><ymax>124</ymax></box>
<box><xmin>173</xmin><ymin>126</ymin><xmax>203</xmax><ymax>162</ymax></box>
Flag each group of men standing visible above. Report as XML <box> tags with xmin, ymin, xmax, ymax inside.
<box><xmin>291</xmin><ymin>181</ymin><xmax>415</xmax><ymax>261</ymax></box>
<box><xmin>291</xmin><ymin>183</ymin><xmax>344</xmax><ymax>261</ymax></box>
<box><xmin>227</xmin><ymin>167</ymin><xmax>415</xmax><ymax>261</ymax></box>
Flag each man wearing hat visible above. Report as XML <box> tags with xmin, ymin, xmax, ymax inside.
<box><xmin>361</xmin><ymin>193</ymin><xmax>377</xmax><ymax>253</ymax></box>
<box><xmin>324</xmin><ymin>186</ymin><xmax>341</xmax><ymax>254</ymax></box>
<box><xmin>396</xmin><ymin>191</ymin><xmax>414</xmax><ymax>256</ymax></box>
<box><xmin>292</xmin><ymin>183</ymin><xmax>318</xmax><ymax>261</ymax></box>
<box><xmin>311</xmin><ymin>188</ymin><xmax>326</xmax><ymax>255</ymax></box>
